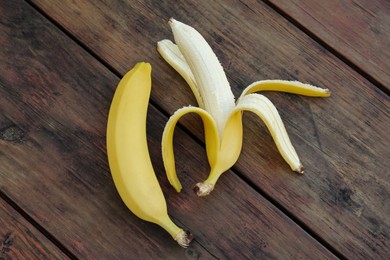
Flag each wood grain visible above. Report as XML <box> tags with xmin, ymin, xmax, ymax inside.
<box><xmin>267</xmin><ymin>0</ymin><xmax>390</xmax><ymax>91</ymax></box>
<box><xmin>28</xmin><ymin>0</ymin><xmax>390</xmax><ymax>258</ymax></box>
<box><xmin>0</xmin><ymin>198</ymin><xmax>67</xmax><ymax>259</ymax></box>
<box><xmin>0</xmin><ymin>1</ymin><xmax>336</xmax><ymax>259</ymax></box>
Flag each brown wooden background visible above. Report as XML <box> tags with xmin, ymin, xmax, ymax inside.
<box><xmin>1</xmin><ymin>0</ymin><xmax>389</xmax><ymax>259</ymax></box>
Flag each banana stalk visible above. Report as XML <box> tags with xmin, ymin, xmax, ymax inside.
<box><xmin>158</xmin><ymin>19</ymin><xmax>330</xmax><ymax>196</ymax></box>
<box><xmin>106</xmin><ymin>62</ymin><xmax>192</xmax><ymax>247</ymax></box>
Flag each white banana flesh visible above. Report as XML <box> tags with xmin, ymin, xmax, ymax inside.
<box><xmin>106</xmin><ymin>62</ymin><xmax>192</xmax><ymax>247</ymax></box>
<box><xmin>158</xmin><ymin>19</ymin><xmax>330</xmax><ymax>196</ymax></box>
<box><xmin>169</xmin><ymin>19</ymin><xmax>236</xmax><ymax>137</ymax></box>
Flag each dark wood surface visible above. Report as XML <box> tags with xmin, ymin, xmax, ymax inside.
<box><xmin>1</xmin><ymin>0</ymin><xmax>389</xmax><ymax>259</ymax></box>
<box><xmin>268</xmin><ymin>0</ymin><xmax>390</xmax><ymax>91</ymax></box>
<box><xmin>0</xmin><ymin>199</ymin><xmax>66</xmax><ymax>259</ymax></box>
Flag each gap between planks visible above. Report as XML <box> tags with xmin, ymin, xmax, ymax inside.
<box><xmin>0</xmin><ymin>190</ymin><xmax>78</xmax><ymax>259</ymax></box>
<box><xmin>260</xmin><ymin>0</ymin><xmax>389</xmax><ymax>96</ymax></box>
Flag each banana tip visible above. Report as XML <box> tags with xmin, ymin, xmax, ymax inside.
<box><xmin>168</xmin><ymin>17</ymin><xmax>175</xmax><ymax>25</ymax></box>
<box><xmin>296</xmin><ymin>165</ymin><xmax>304</xmax><ymax>174</ymax></box>
<box><xmin>193</xmin><ymin>182</ymin><xmax>214</xmax><ymax>196</ymax></box>
<box><xmin>175</xmin><ymin>230</ymin><xmax>193</xmax><ymax>248</ymax></box>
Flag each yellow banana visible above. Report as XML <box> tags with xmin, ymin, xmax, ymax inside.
<box><xmin>106</xmin><ymin>62</ymin><xmax>192</xmax><ymax>247</ymax></box>
<box><xmin>158</xmin><ymin>19</ymin><xmax>330</xmax><ymax>196</ymax></box>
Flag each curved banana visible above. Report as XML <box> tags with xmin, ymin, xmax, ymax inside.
<box><xmin>158</xmin><ymin>19</ymin><xmax>330</xmax><ymax>196</ymax></box>
<box><xmin>106</xmin><ymin>62</ymin><xmax>192</xmax><ymax>247</ymax></box>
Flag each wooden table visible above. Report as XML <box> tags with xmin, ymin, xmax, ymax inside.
<box><xmin>1</xmin><ymin>0</ymin><xmax>389</xmax><ymax>259</ymax></box>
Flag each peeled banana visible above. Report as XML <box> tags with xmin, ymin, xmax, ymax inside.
<box><xmin>158</xmin><ymin>19</ymin><xmax>330</xmax><ymax>196</ymax></box>
<box><xmin>106</xmin><ymin>62</ymin><xmax>192</xmax><ymax>247</ymax></box>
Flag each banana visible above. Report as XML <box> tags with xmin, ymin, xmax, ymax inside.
<box><xmin>106</xmin><ymin>62</ymin><xmax>192</xmax><ymax>247</ymax></box>
<box><xmin>158</xmin><ymin>19</ymin><xmax>330</xmax><ymax>196</ymax></box>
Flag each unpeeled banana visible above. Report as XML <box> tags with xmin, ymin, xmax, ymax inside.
<box><xmin>158</xmin><ymin>19</ymin><xmax>330</xmax><ymax>196</ymax></box>
<box><xmin>106</xmin><ymin>62</ymin><xmax>191</xmax><ymax>247</ymax></box>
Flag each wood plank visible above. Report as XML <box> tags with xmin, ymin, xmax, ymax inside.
<box><xmin>0</xmin><ymin>198</ymin><xmax>68</xmax><ymax>259</ymax></box>
<box><xmin>0</xmin><ymin>1</ymin><xmax>335</xmax><ymax>259</ymax></box>
<box><xmin>27</xmin><ymin>0</ymin><xmax>390</xmax><ymax>258</ymax></box>
<box><xmin>267</xmin><ymin>0</ymin><xmax>390</xmax><ymax>91</ymax></box>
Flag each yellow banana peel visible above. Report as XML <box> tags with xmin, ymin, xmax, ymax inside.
<box><xmin>158</xmin><ymin>19</ymin><xmax>330</xmax><ymax>196</ymax></box>
<box><xmin>106</xmin><ymin>62</ymin><xmax>192</xmax><ymax>247</ymax></box>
